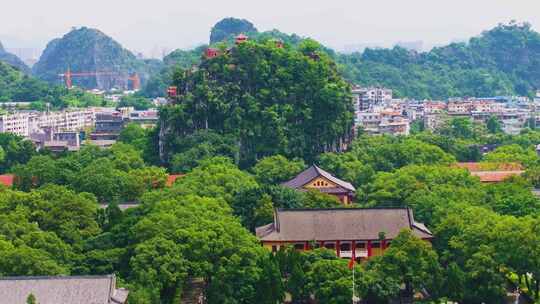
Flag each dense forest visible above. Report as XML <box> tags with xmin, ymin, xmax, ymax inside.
<box><xmin>2</xmin><ymin>112</ymin><xmax>540</xmax><ymax>303</ymax></box>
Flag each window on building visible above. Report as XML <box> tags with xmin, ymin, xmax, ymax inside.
<box><xmin>372</xmin><ymin>242</ymin><xmax>381</xmax><ymax>248</ymax></box>
<box><xmin>355</xmin><ymin>242</ymin><xmax>366</xmax><ymax>249</ymax></box>
<box><xmin>340</xmin><ymin>242</ymin><xmax>351</xmax><ymax>251</ymax></box>
<box><xmin>294</xmin><ymin>243</ymin><xmax>305</xmax><ymax>250</ymax></box>
<box><xmin>324</xmin><ymin>242</ymin><xmax>335</xmax><ymax>250</ymax></box>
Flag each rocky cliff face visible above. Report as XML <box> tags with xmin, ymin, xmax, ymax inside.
<box><xmin>32</xmin><ymin>27</ymin><xmax>159</xmax><ymax>90</ymax></box>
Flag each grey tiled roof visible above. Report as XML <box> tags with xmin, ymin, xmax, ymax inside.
<box><xmin>0</xmin><ymin>274</ymin><xmax>128</xmax><ymax>304</ymax></box>
<box><xmin>256</xmin><ymin>208</ymin><xmax>432</xmax><ymax>242</ymax></box>
<box><xmin>281</xmin><ymin>165</ymin><xmax>355</xmax><ymax>192</ymax></box>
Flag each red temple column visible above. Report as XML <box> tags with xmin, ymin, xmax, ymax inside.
<box><xmin>381</xmin><ymin>239</ymin><xmax>386</xmax><ymax>251</ymax></box>
<box><xmin>352</xmin><ymin>241</ymin><xmax>356</xmax><ymax>260</ymax></box>
<box><xmin>304</xmin><ymin>242</ymin><xmax>309</xmax><ymax>251</ymax></box>
<box><xmin>336</xmin><ymin>240</ymin><xmax>341</xmax><ymax>257</ymax></box>
<box><xmin>367</xmin><ymin>240</ymin><xmax>372</xmax><ymax>257</ymax></box>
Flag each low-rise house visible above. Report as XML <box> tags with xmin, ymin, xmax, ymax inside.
<box><xmin>356</xmin><ymin>110</ymin><xmax>410</xmax><ymax>136</ymax></box>
<box><xmin>282</xmin><ymin>165</ymin><xmax>355</xmax><ymax>204</ymax></box>
<box><xmin>256</xmin><ymin>208</ymin><xmax>433</xmax><ymax>260</ymax></box>
<box><xmin>423</xmin><ymin>101</ymin><xmax>446</xmax><ymax>114</ymax></box>
<box><xmin>31</xmin><ymin>128</ymin><xmax>82</xmax><ymax>152</ymax></box>
<box><xmin>129</xmin><ymin>109</ymin><xmax>159</xmax><ymax>129</ymax></box>
<box><xmin>378</xmin><ymin>111</ymin><xmax>410</xmax><ymax>135</ymax></box>
<box><xmin>448</xmin><ymin>101</ymin><xmax>472</xmax><ymax>114</ymax></box>
<box><xmin>0</xmin><ymin>274</ymin><xmax>128</xmax><ymax>304</ymax></box>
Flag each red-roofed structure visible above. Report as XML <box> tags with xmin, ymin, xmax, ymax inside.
<box><xmin>166</xmin><ymin>174</ymin><xmax>184</xmax><ymax>187</ymax></box>
<box><xmin>455</xmin><ymin>162</ymin><xmax>523</xmax><ymax>171</ymax></box>
<box><xmin>205</xmin><ymin>48</ymin><xmax>220</xmax><ymax>58</ymax></box>
<box><xmin>235</xmin><ymin>34</ymin><xmax>248</xmax><ymax>44</ymax></box>
<box><xmin>0</xmin><ymin>174</ymin><xmax>14</xmax><ymax>187</ymax></box>
<box><xmin>470</xmin><ymin>171</ymin><xmax>523</xmax><ymax>183</ymax></box>
<box><xmin>453</xmin><ymin>162</ymin><xmax>524</xmax><ymax>183</ymax></box>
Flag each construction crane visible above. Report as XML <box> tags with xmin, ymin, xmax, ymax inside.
<box><xmin>58</xmin><ymin>68</ymin><xmax>141</xmax><ymax>90</ymax></box>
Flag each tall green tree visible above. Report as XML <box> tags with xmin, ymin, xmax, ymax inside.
<box><xmin>161</xmin><ymin>39</ymin><xmax>354</xmax><ymax>167</ymax></box>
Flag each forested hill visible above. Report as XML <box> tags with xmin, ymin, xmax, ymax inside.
<box><xmin>146</xmin><ymin>20</ymin><xmax>540</xmax><ymax>99</ymax></box>
<box><xmin>338</xmin><ymin>22</ymin><xmax>540</xmax><ymax>99</ymax></box>
<box><xmin>161</xmin><ymin>39</ymin><xmax>354</xmax><ymax>168</ymax></box>
<box><xmin>0</xmin><ymin>41</ymin><xmax>30</xmax><ymax>74</ymax></box>
<box><xmin>32</xmin><ymin>27</ymin><xmax>160</xmax><ymax>90</ymax></box>
<box><xmin>0</xmin><ymin>61</ymin><xmax>57</xmax><ymax>102</ymax></box>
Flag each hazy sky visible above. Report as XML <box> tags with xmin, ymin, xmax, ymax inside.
<box><xmin>2</xmin><ymin>0</ymin><xmax>540</xmax><ymax>58</ymax></box>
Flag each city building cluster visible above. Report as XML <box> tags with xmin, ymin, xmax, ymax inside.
<box><xmin>353</xmin><ymin>87</ymin><xmax>540</xmax><ymax>136</ymax></box>
<box><xmin>0</xmin><ymin>107</ymin><xmax>158</xmax><ymax>152</ymax></box>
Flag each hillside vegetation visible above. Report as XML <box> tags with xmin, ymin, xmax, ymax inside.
<box><xmin>338</xmin><ymin>22</ymin><xmax>540</xmax><ymax>98</ymax></box>
<box><xmin>0</xmin><ymin>41</ymin><xmax>30</xmax><ymax>74</ymax></box>
<box><xmin>160</xmin><ymin>39</ymin><xmax>354</xmax><ymax>167</ymax></box>
<box><xmin>33</xmin><ymin>27</ymin><xmax>161</xmax><ymax>90</ymax></box>
<box><xmin>0</xmin><ymin>61</ymin><xmax>57</xmax><ymax>102</ymax></box>
<box><xmin>145</xmin><ymin>20</ymin><xmax>540</xmax><ymax>99</ymax></box>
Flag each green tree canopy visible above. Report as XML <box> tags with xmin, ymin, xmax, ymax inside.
<box><xmin>161</xmin><ymin>39</ymin><xmax>354</xmax><ymax>167</ymax></box>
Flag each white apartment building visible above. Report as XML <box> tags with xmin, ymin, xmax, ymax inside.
<box><xmin>352</xmin><ymin>86</ymin><xmax>393</xmax><ymax>112</ymax></box>
<box><xmin>0</xmin><ymin>112</ymin><xmax>30</xmax><ymax>137</ymax></box>
<box><xmin>356</xmin><ymin>110</ymin><xmax>410</xmax><ymax>136</ymax></box>
<box><xmin>31</xmin><ymin>109</ymin><xmax>95</xmax><ymax>133</ymax></box>
<box><xmin>1</xmin><ymin>109</ymin><xmax>96</xmax><ymax>138</ymax></box>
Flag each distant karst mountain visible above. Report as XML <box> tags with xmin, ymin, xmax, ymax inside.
<box><xmin>0</xmin><ymin>41</ymin><xmax>30</xmax><ymax>74</ymax></box>
<box><xmin>210</xmin><ymin>18</ymin><xmax>258</xmax><ymax>44</ymax></box>
<box><xmin>33</xmin><ymin>27</ymin><xmax>160</xmax><ymax>90</ymax></box>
